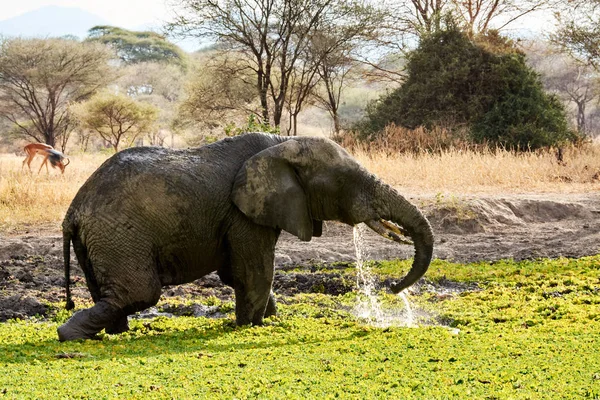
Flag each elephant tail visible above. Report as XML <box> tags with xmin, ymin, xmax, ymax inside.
<box><xmin>63</xmin><ymin>229</ymin><xmax>75</xmax><ymax>310</ymax></box>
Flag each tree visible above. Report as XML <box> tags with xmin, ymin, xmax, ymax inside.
<box><xmin>176</xmin><ymin>51</ymin><xmax>262</xmax><ymax>139</ymax></box>
<box><xmin>72</xmin><ymin>91</ymin><xmax>158</xmax><ymax>152</ymax></box>
<box><xmin>527</xmin><ymin>41</ymin><xmax>598</xmax><ymax>135</ymax></box>
<box><xmin>168</xmin><ymin>0</ymin><xmax>382</xmax><ymax>129</ymax></box>
<box><xmin>311</xmin><ymin>31</ymin><xmax>361</xmax><ymax>135</ymax></box>
<box><xmin>448</xmin><ymin>0</ymin><xmax>559</xmax><ymax>36</ymax></box>
<box><xmin>87</xmin><ymin>26</ymin><xmax>187</xmax><ymax>68</ymax></box>
<box><xmin>0</xmin><ymin>38</ymin><xmax>114</xmax><ymax>149</ymax></box>
<box><xmin>357</xmin><ymin>24</ymin><xmax>576</xmax><ymax>149</ymax></box>
<box><xmin>117</xmin><ymin>62</ymin><xmax>186</xmax><ymax>145</ymax></box>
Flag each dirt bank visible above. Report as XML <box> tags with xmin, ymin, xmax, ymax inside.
<box><xmin>1</xmin><ymin>193</ymin><xmax>598</xmax><ymax>321</ymax></box>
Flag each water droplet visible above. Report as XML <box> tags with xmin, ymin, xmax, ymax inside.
<box><xmin>353</xmin><ymin>224</ymin><xmax>414</xmax><ymax>328</ymax></box>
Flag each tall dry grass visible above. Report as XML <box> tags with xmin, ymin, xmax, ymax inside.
<box><xmin>1</xmin><ymin>143</ymin><xmax>599</xmax><ymax>234</ymax></box>
<box><xmin>0</xmin><ymin>153</ymin><xmax>109</xmax><ymax>234</ymax></box>
<box><xmin>354</xmin><ymin>144</ymin><xmax>600</xmax><ymax>194</ymax></box>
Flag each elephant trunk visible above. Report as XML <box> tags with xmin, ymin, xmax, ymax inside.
<box><xmin>372</xmin><ymin>183</ymin><xmax>434</xmax><ymax>293</ymax></box>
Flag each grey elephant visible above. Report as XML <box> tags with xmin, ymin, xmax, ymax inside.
<box><xmin>58</xmin><ymin>133</ymin><xmax>433</xmax><ymax>341</ymax></box>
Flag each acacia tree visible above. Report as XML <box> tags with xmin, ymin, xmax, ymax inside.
<box><xmin>168</xmin><ymin>0</ymin><xmax>381</xmax><ymax>130</ymax></box>
<box><xmin>552</xmin><ymin>1</ymin><xmax>600</xmax><ymax>69</ymax></box>
<box><xmin>448</xmin><ymin>0</ymin><xmax>560</xmax><ymax>36</ymax></box>
<box><xmin>72</xmin><ymin>91</ymin><xmax>158</xmax><ymax>152</ymax></box>
<box><xmin>527</xmin><ymin>42</ymin><xmax>598</xmax><ymax>135</ymax></box>
<box><xmin>118</xmin><ymin>62</ymin><xmax>185</xmax><ymax>145</ymax></box>
<box><xmin>0</xmin><ymin>38</ymin><xmax>113</xmax><ymax>149</ymax></box>
<box><xmin>178</xmin><ymin>52</ymin><xmax>260</xmax><ymax>121</ymax></box>
<box><xmin>87</xmin><ymin>26</ymin><xmax>187</xmax><ymax>68</ymax></box>
<box><xmin>309</xmin><ymin>29</ymin><xmax>363</xmax><ymax>135</ymax></box>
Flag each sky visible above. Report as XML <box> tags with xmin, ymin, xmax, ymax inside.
<box><xmin>1</xmin><ymin>0</ymin><xmax>173</xmax><ymax>29</ymax></box>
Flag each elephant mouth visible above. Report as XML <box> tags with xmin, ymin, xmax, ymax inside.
<box><xmin>365</xmin><ymin>219</ymin><xmax>413</xmax><ymax>246</ymax></box>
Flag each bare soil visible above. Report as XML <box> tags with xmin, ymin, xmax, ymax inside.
<box><xmin>1</xmin><ymin>193</ymin><xmax>599</xmax><ymax>321</ymax></box>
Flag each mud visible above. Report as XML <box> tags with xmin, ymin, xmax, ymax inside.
<box><xmin>0</xmin><ymin>193</ymin><xmax>598</xmax><ymax>321</ymax></box>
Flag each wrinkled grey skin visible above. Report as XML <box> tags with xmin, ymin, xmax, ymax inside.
<box><xmin>58</xmin><ymin>133</ymin><xmax>433</xmax><ymax>341</ymax></box>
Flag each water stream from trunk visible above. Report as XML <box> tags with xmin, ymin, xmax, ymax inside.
<box><xmin>353</xmin><ymin>224</ymin><xmax>415</xmax><ymax>327</ymax></box>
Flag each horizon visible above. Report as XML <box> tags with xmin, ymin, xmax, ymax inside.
<box><xmin>1</xmin><ymin>1</ymin><xmax>171</xmax><ymax>31</ymax></box>
<box><xmin>0</xmin><ymin>2</ymin><xmax>203</xmax><ymax>52</ymax></box>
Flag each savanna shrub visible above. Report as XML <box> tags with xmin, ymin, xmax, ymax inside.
<box><xmin>356</xmin><ymin>22</ymin><xmax>578</xmax><ymax>150</ymax></box>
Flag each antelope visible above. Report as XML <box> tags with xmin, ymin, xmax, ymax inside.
<box><xmin>22</xmin><ymin>143</ymin><xmax>70</xmax><ymax>174</ymax></box>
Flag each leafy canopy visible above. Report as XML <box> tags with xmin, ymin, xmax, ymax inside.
<box><xmin>72</xmin><ymin>91</ymin><xmax>158</xmax><ymax>152</ymax></box>
<box><xmin>87</xmin><ymin>26</ymin><xmax>187</xmax><ymax>68</ymax></box>
<box><xmin>0</xmin><ymin>38</ymin><xmax>114</xmax><ymax>149</ymax></box>
<box><xmin>358</xmin><ymin>23</ymin><xmax>577</xmax><ymax>150</ymax></box>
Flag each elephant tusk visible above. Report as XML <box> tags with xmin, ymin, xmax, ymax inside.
<box><xmin>365</xmin><ymin>219</ymin><xmax>414</xmax><ymax>245</ymax></box>
<box><xmin>379</xmin><ymin>219</ymin><xmax>410</xmax><ymax>238</ymax></box>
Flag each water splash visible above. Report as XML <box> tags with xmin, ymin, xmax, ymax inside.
<box><xmin>353</xmin><ymin>224</ymin><xmax>415</xmax><ymax>328</ymax></box>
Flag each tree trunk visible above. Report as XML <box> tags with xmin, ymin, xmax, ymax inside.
<box><xmin>45</xmin><ymin>128</ymin><xmax>56</xmax><ymax>147</ymax></box>
<box><xmin>258</xmin><ymin>70</ymin><xmax>270</xmax><ymax>124</ymax></box>
<box><xmin>577</xmin><ymin>100</ymin><xmax>586</xmax><ymax>134</ymax></box>
<box><xmin>292</xmin><ymin>113</ymin><xmax>298</xmax><ymax>136</ymax></box>
<box><xmin>331</xmin><ymin>108</ymin><xmax>341</xmax><ymax>136</ymax></box>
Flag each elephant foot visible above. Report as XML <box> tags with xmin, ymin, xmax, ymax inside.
<box><xmin>57</xmin><ymin>300</ymin><xmax>122</xmax><ymax>342</ymax></box>
<box><xmin>105</xmin><ymin>315</ymin><xmax>130</xmax><ymax>335</ymax></box>
<box><xmin>57</xmin><ymin>312</ymin><xmax>102</xmax><ymax>341</ymax></box>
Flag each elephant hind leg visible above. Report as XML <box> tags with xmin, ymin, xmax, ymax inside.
<box><xmin>105</xmin><ymin>315</ymin><xmax>129</xmax><ymax>335</ymax></box>
<box><xmin>58</xmin><ymin>253</ymin><xmax>162</xmax><ymax>341</ymax></box>
<box><xmin>57</xmin><ymin>300</ymin><xmax>124</xmax><ymax>341</ymax></box>
<box><xmin>57</xmin><ymin>291</ymin><xmax>162</xmax><ymax>341</ymax></box>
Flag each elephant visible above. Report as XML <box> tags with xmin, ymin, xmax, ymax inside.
<box><xmin>57</xmin><ymin>133</ymin><xmax>433</xmax><ymax>341</ymax></box>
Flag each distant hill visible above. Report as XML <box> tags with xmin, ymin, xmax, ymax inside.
<box><xmin>0</xmin><ymin>6</ymin><xmax>110</xmax><ymax>40</ymax></box>
<box><xmin>0</xmin><ymin>6</ymin><xmax>201</xmax><ymax>52</ymax></box>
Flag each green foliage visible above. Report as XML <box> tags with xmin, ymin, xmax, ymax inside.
<box><xmin>470</xmin><ymin>57</ymin><xmax>577</xmax><ymax>149</ymax></box>
<box><xmin>87</xmin><ymin>26</ymin><xmax>187</xmax><ymax>68</ymax></box>
<box><xmin>357</xmin><ymin>24</ymin><xmax>577</xmax><ymax>150</ymax></box>
<box><xmin>224</xmin><ymin>114</ymin><xmax>280</xmax><ymax>136</ymax></box>
<box><xmin>71</xmin><ymin>90</ymin><xmax>159</xmax><ymax>152</ymax></box>
<box><xmin>0</xmin><ymin>37</ymin><xmax>114</xmax><ymax>148</ymax></box>
<box><xmin>0</xmin><ymin>256</ymin><xmax>599</xmax><ymax>398</ymax></box>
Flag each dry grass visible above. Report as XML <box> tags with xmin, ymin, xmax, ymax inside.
<box><xmin>355</xmin><ymin>144</ymin><xmax>600</xmax><ymax>194</ymax></box>
<box><xmin>1</xmin><ymin>144</ymin><xmax>599</xmax><ymax>234</ymax></box>
<box><xmin>0</xmin><ymin>153</ymin><xmax>109</xmax><ymax>234</ymax></box>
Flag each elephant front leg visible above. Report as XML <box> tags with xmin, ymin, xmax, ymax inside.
<box><xmin>228</xmin><ymin>222</ymin><xmax>279</xmax><ymax>326</ymax></box>
<box><xmin>218</xmin><ymin>266</ymin><xmax>278</xmax><ymax>320</ymax></box>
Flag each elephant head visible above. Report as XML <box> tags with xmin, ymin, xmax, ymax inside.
<box><xmin>233</xmin><ymin>136</ymin><xmax>434</xmax><ymax>292</ymax></box>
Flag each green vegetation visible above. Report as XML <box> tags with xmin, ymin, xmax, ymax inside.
<box><xmin>0</xmin><ymin>256</ymin><xmax>599</xmax><ymax>399</ymax></box>
<box><xmin>356</xmin><ymin>24</ymin><xmax>578</xmax><ymax>150</ymax></box>
<box><xmin>0</xmin><ymin>38</ymin><xmax>114</xmax><ymax>149</ymax></box>
<box><xmin>87</xmin><ymin>26</ymin><xmax>187</xmax><ymax>68</ymax></box>
<box><xmin>71</xmin><ymin>90</ymin><xmax>159</xmax><ymax>152</ymax></box>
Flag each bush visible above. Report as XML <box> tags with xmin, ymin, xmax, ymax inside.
<box><xmin>470</xmin><ymin>68</ymin><xmax>577</xmax><ymax>149</ymax></box>
<box><xmin>356</xmin><ymin>22</ymin><xmax>578</xmax><ymax>150</ymax></box>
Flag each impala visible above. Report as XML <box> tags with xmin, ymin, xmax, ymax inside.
<box><xmin>22</xmin><ymin>143</ymin><xmax>70</xmax><ymax>174</ymax></box>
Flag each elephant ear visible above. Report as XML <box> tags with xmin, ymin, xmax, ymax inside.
<box><xmin>232</xmin><ymin>140</ymin><xmax>314</xmax><ymax>241</ymax></box>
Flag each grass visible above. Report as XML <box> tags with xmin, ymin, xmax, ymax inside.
<box><xmin>1</xmin><ymin>144</ymin><xmax>599</xmax><ymax>234</ymax></box>
<box><xmin>0</xmin><ymin>152</ymin><xmax>108</xmax><ymax>233</ymax></box>
<box><xmin>0</xmin><ymin>257</ymin><xmax>599</xmax><ymax>399</ymax></box>
<box><xmin>354</xmin><ymin>144</ymin><xmax>600</xmax><ymax>195</ymax></box>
